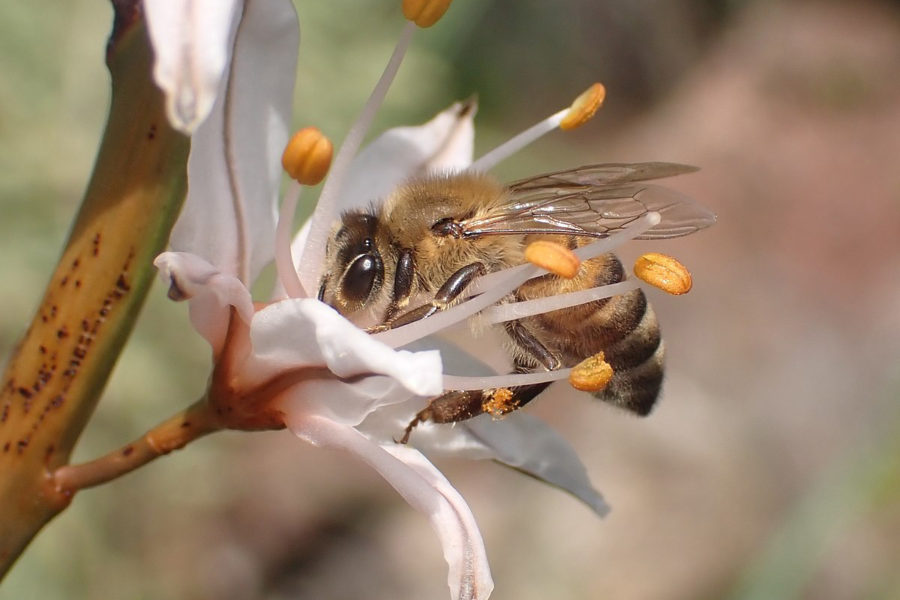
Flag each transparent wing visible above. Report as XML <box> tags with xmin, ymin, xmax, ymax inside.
<box><xmin>459</xmin><ymin>162</ymin><xmax>716</xmax><ymax>240</ymax></box>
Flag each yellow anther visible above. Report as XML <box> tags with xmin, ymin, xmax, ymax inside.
<box><xmin>633</xmin><ymin>252</ymin><xmax>693</xmax><ymax>295</ymax></box>
<box><xmin>482</xmin><ymin>387</ymin><xmax>517</xmax><ymax>418</ymax></box>
<box><xmin>281</xmin><ymin>127</ymin><xmax>333</xmax><ymax>185</ymax></box>
<box><xmin>569</xmin><ymin>352</ymin><xmax>614</xmax><ymax>392</ymax></box>
<box><xmin>559</xmin><ymin>83</ymin><xmax>606</xmax><ymax>131</ymax></box>
<box><xmin>402</xmin><ymin>0</ymin><xmax>453</xmax><ymax>27</ymax></box>
<box><xmin>524</xmin><ymin>240</ymin><xmax>581</xmax><ymax>279</ymax></box>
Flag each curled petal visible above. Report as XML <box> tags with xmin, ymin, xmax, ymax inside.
<box><xmin>365</xmin><ymin>337</ymin><xmax>609</xmax><ymax>515</ymax></box>
<box><xmin>359</xmin><ymin>398</ymin><xmax>608</xmax><ymax>515</ymax></box>
<box><xmin>170</xmin><ymin>0</ymin><xmax>299</xmax><ymax>284</ymax></box>
<box><xmin>460</xmin><ymin>413</ymin><xmax>610</xmax><ymax>516</ymax></box>
<box><xmin>250</xmin><ymin>299</ymin><xmax>442</xmax><ymax>399</ymax></box>
<box><xmin>154</xmin><ymin>252</ymin><xmax>254</xmax><ymax>354</ymax></box>
<box><xmin>289</xmin><ymin>415</ymin><xmax>493</xmax><ymax>600</ymax></box>
<box><xmin>143</xmin><ymin>0</ymin><xmax>243</xmax><ymax>133</ymax></box>
<box><xmin>334</xmin><ymin>99</ymin><xmax>476</xmax><ymax>214</ymax></box>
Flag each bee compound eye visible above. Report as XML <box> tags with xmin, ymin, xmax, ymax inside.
<box><xmin>341</xmin><ymin>253</ymin><xmax>383</xmax><ymax>304</ymax></box>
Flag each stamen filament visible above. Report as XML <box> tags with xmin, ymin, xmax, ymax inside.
<box><xmin>298</xmin><ymin>21</ymin><xmax>417</xmax><ymax>292</ymax></box>
<box><xmin>481</xmin><ymin>280</ymin><xmax>637</xmax><ymax>324</ymax></box>
<box><xmin>469</xmin><ymin>82</ymin><xmax>605</xmax><ymax>172</ymax></box>
<box><xmin>469</xmin><ymin>108</ymin><xmax>568</xmax><ymax>172</ymax></box>
<box><xmin>275</xmin><ymin>181</ymin><xmax>305</xmax><ymax>298</ymax></box>
<box><xmin>376</xmin><ymin>212</ymin><xmax>661</xmax><ymax>348</ymax></box>
<box><xmin>443</xmin><ymin>369</ymin><xmax>572</xmax><ymax>391</ymax></box>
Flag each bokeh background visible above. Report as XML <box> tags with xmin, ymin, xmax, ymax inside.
<box><xmin>3</xmin><ymin>0</ymin><xmax>900</xmax><ymax>598</ymax></box>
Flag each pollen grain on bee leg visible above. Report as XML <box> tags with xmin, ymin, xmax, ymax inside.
<box><xmin>481</xmin><ymin>387</ymin><xmax>517</xmax><ymax>418</ymax></box>
<box><xmin>524</xmin><ymin>240</ymin><xmax>580</xmax><ymax>279</ymax></box>
<box><xmin>569</xmin><ymin>352</ymin><xmax>614</xmax><ymax>392</ymax></box>
<box><xmin>633</xmin><ymin>252</ymin><xmax>693</xmax><ymax>295</ymax></box>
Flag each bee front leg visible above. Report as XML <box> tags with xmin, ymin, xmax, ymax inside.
<box><xmin>370</xmin><ymin>262</ymin><xmax>486</xmax><ymax>332</ymax></box>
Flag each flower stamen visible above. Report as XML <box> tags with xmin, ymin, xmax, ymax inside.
<box><xmin>374</xmin><ymin>212</ymin><xmax>660</xmax><ymax>349</ymax></box>
<box><xmin>469</xmin><ymin>82</ymin><xmax>606</xmax><ymax>172</ymax></box>
<box><xmin>277</xmin><ymin>128</ymin><xmax>334</xmax><ymax>298</ymax></box>
<box><xmin>443</xmin><ymin>369</ymin><xmax>572</xmax><ymax>391</ymax></box>
<box><xmin>282</xmin><ymin>127</ymin><xmax>334</xmax><ymax>185</ymax></box>
<box><xmin>481</xmin><ymin>280</ymin><xmax>637</xmax><ymax>325</ymax></box>
<box><xmin>559</xmin><ymin>83</ymin><xmax>606</xmax><ymax>131</ymax></box>
<box><xmin>633</xmin><ymin>252</ymin><xmax>693</xmax><ymax>295</ymax></box>
<box><xmin>568</xmin><ymin>352</ymin><xmax>614</xmax><ymax>392</ymax></box>
<box><xmin>402</xmin><ymin>0</ymin><xmax>454</xmax><ymax>27</ymax></box>
<box><xmin>524</xmin><ymin>240</ymin><xmax>581</xmax><ymax>279</ymax></box>
<box><xmin>299</xmin><ymin>21</ymin><xmax>418</xmax><ymax>291</ymax></box>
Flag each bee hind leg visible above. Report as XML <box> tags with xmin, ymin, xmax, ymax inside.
<box><xmin>397</xmin><ymin>381</ymin><xmax>552</xmax><ymax>444</ymax></box>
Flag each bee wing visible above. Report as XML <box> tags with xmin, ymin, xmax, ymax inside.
<box><xmin>460</xmin><ymin>162</ymin><xmax>716</xmax><ymax>240</ymax></box>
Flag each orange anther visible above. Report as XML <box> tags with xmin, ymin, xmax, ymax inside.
<box><xmin>524</xmin><ymin>240</ymin><xmax>581</xmax><ymax>279</ymax></box>
<box><xmin>281</xmin><ymin>127</ymin><xmax>333</xmax><ymax>185</ymax></box>
<box><xmin>569</xmin><ymin>352</ymin><xmax>614</xmax><ymax>392</ymax></box>
<box><xmin>634</xmin><ymin>252</ymin><xmax>693</xmax><ymax>295</ymax></box>
<box><xmin>559</xmin><ymin>83</ymin><xmax>606</xmax><ymax>131</ymax></box>
<box><xmin>402</xmin><ymin>0</ymin><xmax>453</xmax><ymax>28</ymax></box>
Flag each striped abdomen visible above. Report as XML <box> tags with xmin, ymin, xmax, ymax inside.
<box><xmin>514</xmin><ymin>251</ymin><xmax>664</xmax><ymax>416</ymax></box>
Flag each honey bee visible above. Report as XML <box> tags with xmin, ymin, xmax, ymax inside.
<box><xmin>318</xmin><ymin>163</ymin><xmax>715</xmax><ymax>442</ymax></box>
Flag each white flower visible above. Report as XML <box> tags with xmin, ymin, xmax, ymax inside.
<box><xmin>145</xmin><ymin>3</ymin><xmax>650</xmax><ymax>599</ymax></box>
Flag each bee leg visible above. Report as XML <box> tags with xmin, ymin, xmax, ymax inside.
<box><xmin>382</xmin><ymin>249</ymin><xmax>415</xmax><ymax>322</ymax></box>
<box><xmin>373</xmin><ymin>262</ymin><xmax>486</xmax><ymax>332</ymax></box>
<box><xmin>398</xmin><ymin>389</ymin><xmax>483</xmax><ymax>444</ymax></box>
<box><xmin>504</xmin><ymin>320</ymin><xmax>562</xmax><ymax>372</ymax></box>
<box><xmin>398</xmin><ymin>382</ymin><xmax>552</xmax><ymax>444</ymax></box>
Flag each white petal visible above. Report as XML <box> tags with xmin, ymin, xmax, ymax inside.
<box><xmin>334</xmin><ymin>100</ymin><xmax>476</xmax><ymax>214</ymax></box>
<box><xmin>362</xmin><ymin>337</ymin><xmax>609</xmax><ymax>515</ymax></box>
<box><xmin>250</xmin><ymin>299</ymin><xmax>443</xmax><ymax>411</ymax></box>
<box><xmin>460</xmin><ymin>413</ymin><xmax>610</xmax><ymax>516</ymax></box>
<box><xmin>170</xmin><ymin>0</ymin><xmax>299</xmax><ymax>284</ymax></box>
<box><xmin>143</xmin><ymin>0</ymin><xmax>242</xmax><ymax>133</ymax></box>
<box><xmin>289</xmin><ymin>415</ymin><xmax>493</xmax><ymax>600</ymax></box>
<box><xmin>279</xmin><ymin>376</ymin><xmax>423</xmax><ymax>427</ymax></box>
<box><xmin>154</xmin><ymin>252</ymin><xmax>254</xmax><ymax>354</ymax></box>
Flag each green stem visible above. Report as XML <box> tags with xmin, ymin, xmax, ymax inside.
<box><xmin>0</xmin><ymin>6</ymin><xmax>189</xmax><ymax>578</ymax></box>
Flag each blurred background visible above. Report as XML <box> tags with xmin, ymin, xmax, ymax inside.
<box><xmin>3</xmin><ymin>0</ymin><xmax>900</xmax><ymax>598</ymax></box>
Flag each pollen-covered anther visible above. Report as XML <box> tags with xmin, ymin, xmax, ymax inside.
<box><xmin>402</xmin><ymin>0</ymin><xmax>453</xmax><ymax>27</ymax></box>
<box><xmin>634</xmin><ymin>252</ymin><xmax>693</xmax><ymax>295</ymax></box>
<box><xmin>569</xmin><ymin>352</ymin><xmax>614</xmax><ymax>392</ymax></box>
<box><xmin>524</xmin><ymin>240</ymin><xmax>581</xmax><ymax>278</ymax></box>
<box><xmin>281</xmin><ymin>127</ymin><xmax>334</xmax><ymax>185</ymax></box>
<box><xmin>482</xmin><ymin>387</ymin><xmax>517</xmax><ymax>418</ymax></box>
<box><xmin>559</xmin><ymin>82</ymin><xmax>606</xmax><ymax>131</ymax></box>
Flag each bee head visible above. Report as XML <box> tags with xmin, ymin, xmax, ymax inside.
<box><xmin>319</xmin><ymin>212</ymin><xmax>385</xmax><ymax>318</ymax></box>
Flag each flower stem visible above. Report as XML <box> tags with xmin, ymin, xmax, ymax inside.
<box><xmin>0</xmin><ymin>10</ymin><xmax>188</xmax><ymax>579</ymax></box>
<box><xmin>52</xmin><ymin>399</ymin><xmax>221</xmax><ymax>493</ymax></box>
